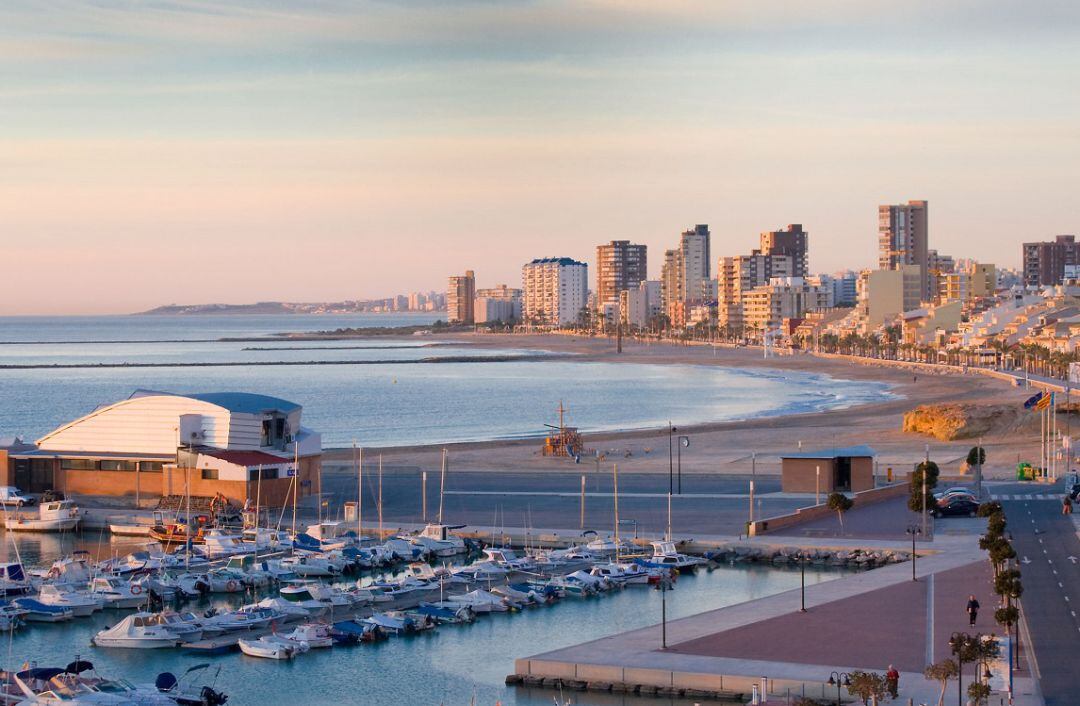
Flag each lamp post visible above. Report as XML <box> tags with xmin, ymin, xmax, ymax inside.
<box><xmin>798</xmin><ymin>552</ymin><xmax>807</xmax><ymax>612</ymax></box>
<box><xmin>826</xmin><ymin>671</ymin><xmax>850</xmax><ymax>706</ymax></box>
<box><xmin>677</xmin><ymin>435</ymin><xmax>689</xmax><ymax>494</ymax></box>
<box><xmin>656</xmin><ymin>571</ymin><xmax>674</xmax><ymax>649</ymax></box>
<box><xmin>906</xmin><ymin>525</ymin><xmax>921</xmax><ymax>581</ymax></box>
<box><xmin>668</xmin><ymin>422</ymin><xmax>675</xmax><ymax>495</ymax></box>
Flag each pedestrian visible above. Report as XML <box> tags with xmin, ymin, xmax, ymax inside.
<box><xmin>1064</xmin><ymin>495</ymin><xmax>1073</xmax><ymax>515</ymax></box>
<box><xmin>886</xmin><ymin>664</ymin><xmax>899</xmax><ymax>699</ymax></box>
<box><xmin>966</xmin><ymin>594</ymin><xmax>980</xmax><ymax>627</ymax></box>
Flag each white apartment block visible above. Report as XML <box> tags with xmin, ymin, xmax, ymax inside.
<box><xmin>741</xmin><ymin>277</ymin><xmax>831</xmax><ymax>332</ymax></box>
<box><xmin>522</xmin><ymin>257</ymin><xmax>588</xmax><ymax>327</ymax></box>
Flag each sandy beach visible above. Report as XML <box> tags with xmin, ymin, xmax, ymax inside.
<box><xmin>324</xmin><ymin>333</ymin><xmax>1051</xmax><ymax>480</ymax></box>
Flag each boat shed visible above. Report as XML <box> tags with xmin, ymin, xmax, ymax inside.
<box><xmin>780</xmin><ymin>445</ymin><xmax>876</xmax><ymax>494</ymax></box>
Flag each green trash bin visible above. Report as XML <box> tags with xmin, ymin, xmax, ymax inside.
<box><xmin>1016</xmin><ymin>462</ymin><xmax>1033</xmax><ymax>481</ymax></box>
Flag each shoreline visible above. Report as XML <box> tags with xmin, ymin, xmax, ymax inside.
<box><xmin>322</xmin><ymin>332</ymin><xmax>1039</xmax><ymax>479</ymax></box>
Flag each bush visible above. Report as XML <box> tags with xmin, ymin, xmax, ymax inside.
<box><xmin>827</xmin><ymin>492</ymin><xmax>854</xmax><ymax>531</ymax></box>
<box><xmin>977</xmin><ymin>501</ymin><xmax>1002</xmax><ymax>517</ymax></box>
<box><xmin>846</xmin><ymin>671</ymin><xmax>887</xmax><ymax>705</ymax></box>
<box><xmin>967</xmin><ymin>446</ymin><xmax>987</xmax><ymax>467</ymax></box>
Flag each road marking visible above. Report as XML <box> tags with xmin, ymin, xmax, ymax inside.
<box><xmin>1059</xmin><ymin>582</ymin><xmax>1064</xmax><ymax>588</ymax></box>
<box><xmin>1022</xmin><ymin>556</ymin><xmax>1032</xmax><ymax>564</ymax></box>
<box><xmin>1053</xmin><ymin>569</ymin><xmax>1058</xmax><ymax>575</ymax></box>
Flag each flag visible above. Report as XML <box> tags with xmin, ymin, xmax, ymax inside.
<box><xmin>1024</xmin><ymin>391</ymin><xmax>1043</xmax><ymax>410</ymax></box>
<box><xmin>1036</xmin><ymin>392</ymin><xmax>1054</xmax><ymax>411</ymax></box>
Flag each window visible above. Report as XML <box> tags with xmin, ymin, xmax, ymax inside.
<box><xmin>248</xmin><ymin>467</ymin><xmax>278</xmax><ymax>481</ymax></box>
<box><xmin>138</xmin><ymin>461</ymin><xmax>163</xmax><ymax>473</ymax></box>
<box><xmin>61</xmin><ymin>459</ymin><xmax>98</xmax><ymax>471</ymax></box>
<box><xmin>100</xmin><ymin>460</ymin><xmax>137</xmax><ymax>472</ymax></box>
<box><xmin>201</xmin><ymin>469</ymin><xmax>219</xmax><ymax>480</ymax></box>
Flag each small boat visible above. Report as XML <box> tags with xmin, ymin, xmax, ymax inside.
<box><xmin>410</xmin><ymin>523</ymin><xmax>467</xmax><ymax>556</ymax></box>
<box><xmin>11</xmin><ymin>598</ymin><xmax>75</xmax><ymax>623</ymax></box>
<box><xmin>443</xmin><ymin>589</ymin><xmax>514</xmax><ymax>613</ymax></box>
<box><xmin>636</xmin><ymin>541</ymin><xmax>703</xmax><ymax>574</ymax></box>
<box><xmin>89</xmin><ymin>576</ymin><xmax>147</xmax><ymax>609</ymax></box>
<box><xmin>143</xmin><ymin>663</ymin><xmax>229</xmax><ymax>706</ymax></box>
<box><xmin>4</xmin><ymin>500</ymin><xmax>80</xmax><ymax>532</ymax></box>
<box><xmin>280</xmin><ymin>623</ymin><xmax>334</xmax><ymax>648</ymax></box>
<box><xmin>202</xmin><ymin>606</ymin><xmax>283</xmax><ymax>632</ymax></box>
<box><xmin>246</xmin><ymin>597</ymin><xmax>321</xmax><ymax>621</ymax></box>
<box><xmin>332</xmin><ymin>619</ymin><xmax>385</xmax><ymax>643</ymax></box>
<box><xmin>36</xmin><ymin>585</ymin><xmax>104</xmax><ymax>617</ymax></box>
<box><xmin>415</xmin><ymin>603</ymin><xmax>474</xmax><ymax>624</ymax></box>
<box><xmin>0</xmin><ymin>603</ymin><xmax>28</xmax><ymax>631</ymax></box>
<box><xmin>362</xmin><ymin>612</ymin><xmax>428</xmax><ymax>635</ymax></box>
<box><xmin>37</xmin><ymin>552</ymin><xmax>93</xmax><ymax>590</ymax></box>
<box><xmin>0</xmin><ymin>563</ymin><xmax>34</xmax><ymax>597</ymax></box>
<box><xmin>143</xmin><ymin>611</ymin><xmax>206</xmax><ymax>642</ymax></box>
<box><xmin>590</xmin><ymin>562</ymin><xmax>651</xmax><ymax>585</ymax></box>
<box><xmin>108</xmin><ymin>522</ymin><xmax>152</xmax><ymax>537</ymax></box>
<box><xmin>238</xmin><ymin>635</ymin><xmax>300</xmax><ymax>660</ymax></box>
<box><xmin>279</xmin><ymin>553</ymin><xmax>343</xmax><ymax>578</ymax></box>
<box><xmin>195</xmin><ymin>528</ymin><xmax>249</xmax><ymax>559</ymax></box>
<box><xmin>92</xmin><ymin>612</ymin><xmax>182</xmax><ymax>648</ymax></box>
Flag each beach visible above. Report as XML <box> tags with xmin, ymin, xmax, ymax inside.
<box><xmin>324</xmin><ymin>332</ymin><xmax>1046</xmax><ymax>480</ymax></box>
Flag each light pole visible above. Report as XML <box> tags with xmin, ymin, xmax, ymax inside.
<box><xmin>798</xmin><ymin>552</ymin><xmax>807</xmax><ymax>612</ymax></box>
<box><xmin>677</xmin><ymin>435</ymin><xmax>689</xmax><ymax>494</ymax></box>
<box><xmin>906</xmin><ymin>524</ymin><xmax>921</xmax><ymax>581</ymax></box>
<box><xmin>826</xmin><ymin>672</ymin><xmax>850</xmax><ymax>706</ymax></box>
<box><xmin>668</xmin><ymin>422</ymin><xmax>675</xmax><ymax>495</ymax></box>
<box><xmin>656</xmin><ymin>571</ymin><xmax>674</xmax><ymax>648</ymax></box>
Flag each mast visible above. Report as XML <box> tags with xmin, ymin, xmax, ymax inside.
<box><xmin>438</xmin><ymin>448</ymin><xmax>447</xmax><ymax>524</ymax></box>
<box><xmin>185</xmin><ymin>440</ymin><xmax>192</xmax><ymax>570</ymax></box>
<box><xmin>354</xmin><ymin>442</ymin><xmax>362</xmax><ymax>541</ymax></box>
<box><xmin>378</xmin><ymin>455</ymin><xmax>384</xmax><ymax>542</ymax></box>
<box><xmin>253</xmin><ymin>464</ymin><xmax>262</xmax><ymax>565</ymax></box>
<box><xmin>290</xmin><ymin>442</ymin><xmax>299</xmax><ymax>552</ymax></box>
<box><xmin>613</xmin><ymin>463</ymin><xmax>620</xmax><ymax>562</ymax></box>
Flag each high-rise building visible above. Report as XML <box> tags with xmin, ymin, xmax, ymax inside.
<box><xmin>760</xmin><ymin>224</ymin><xmax>809</xmax><ymax>278</ymax></box>
<box><xmin>830</xmin><ymin>270</ymin><xmax>858</xmax><ymax>307</ymax></box>
<box><xmin>680</xmin><ymin>225</ymin><xmax>711</xmax><ymax>302</ymax></box>
<box><xmin>717</xmin><ymin>253</ymin><xmax>793</xmax><ymax>331</ymax></box>
<box><xmin>878</xmin><ymin>200</ymin><xmax>930</xmax><ymax>303</ymax></box>
<box><xmin>447</xmin><ymin>270</ymin><xmax>475</xmax><ymax>324</ymax></box>
<box><xmin>474</xmin><ymin>284</ymin><xmax>523</xmax><ymax>323</ymax></box>
<box><xmin>741</xmin><ymin>277</ymin><xmax>831</xmax><ymax>332</ymax></box>
<box><xmin>596</xmin><ymin>241</ymin><xmax>647</xmax><ymax>306</ymax></box>
<box><xmin>521</xmin><ymin>258</ymin><xmax>588</xmax><ymax>327</ymax></box>
<box><xmin>1022</xmin><ymin>235</ymin><xmax>1079</xmax><ymax>287</ymax></box>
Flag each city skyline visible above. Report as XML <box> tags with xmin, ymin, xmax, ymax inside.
<box><xmin>3</xmin><ymin>1</ymin><xmax>1079</xmax><ymax>315</ymax></box>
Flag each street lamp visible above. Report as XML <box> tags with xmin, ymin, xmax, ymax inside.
<box><xmin>905</xmin><ymin>525</ymin><xmax>921</xmax><ymax>581</ymax></box>
<box><xmin>677</xmin><ymin>435</ymin><xmax>689</xmax><ymax>494</ymax></box>
<box><xmin>656</xmin><ymin>570</ymin><xmax>674</xmax><ymax>649</ymax></box>
<box><xmin>797</xmin><ymin>552</ymin><xmax>808</xmax><ymax>612</ymax></box>
<box><xmin>668</xmin><ymin>422</ymin><xmax>676</xmax><ymax>495</ymax></box>
<box><xmin>826</xmin><ymin>671</ymin><xmax>850</xmax><ymax>706</ymax></box>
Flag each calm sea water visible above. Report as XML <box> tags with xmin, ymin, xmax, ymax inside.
<box><xmin>0</xmin><ymin>533</ymin><xmax>845</xmax><ymax>706</ymax></box>
<box><xmin>0</xmin><ymin>315</ymin><xmax>893</xmax><ymax>448</ymax></box>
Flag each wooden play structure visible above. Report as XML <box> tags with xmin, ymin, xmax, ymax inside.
<box><xmin>543</xmin><ymin>401</ymin><xmax>585</xmax><ymax>458</ymax></box>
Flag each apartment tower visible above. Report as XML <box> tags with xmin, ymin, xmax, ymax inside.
<box><xmin>521</xmin><ymin>258</ymin><xmax>588</xmax><ymax>327</ymax></box>
<box><xmin>878</xmin><ymin>200</ymin><xmax>930</xmax><ymax>304</ymax></box>
<box><xmin>447</xmin><ymin>270</ymin><xmax>476</xmax><ymax>324</ymax></box>
<box><xmin>596</xmin><ymin>241</ymin><xmax>647</xmax><ymax>306</ymax></box>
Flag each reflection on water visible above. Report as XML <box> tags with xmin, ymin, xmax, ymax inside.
<box><xmin>0</xmin><ymin>530</ymin><xmax>846</xmax><ymax>706</ymax></box>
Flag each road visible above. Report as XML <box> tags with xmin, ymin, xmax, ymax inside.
<box><xmin>991</xmin><ymin>481</ymin><xmax>1080</xmax><ymax>706</ymax></box>
<box><xmin>318</xmin><ymin>468</ymin><xmax>801</xmax><ymax>537</ymax></box>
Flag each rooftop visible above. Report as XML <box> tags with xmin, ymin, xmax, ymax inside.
<box><xmin>128</xmin><ymin>390</ymin><xmax>300</xmax><ymax>415</ymax></box>
<box><xmin>781</xmin><ymin>444</ymin><xmax>877</xmax><ymax>459</ymax></box>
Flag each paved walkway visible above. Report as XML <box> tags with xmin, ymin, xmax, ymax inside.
<box><xmin>517</xmin><ymin>523</ymin><xmax>1042</xmax><ymax>705</ymax></box>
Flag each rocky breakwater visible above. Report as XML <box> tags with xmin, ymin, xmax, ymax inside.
<box><xmin>704</xmin><ymin>544</ymin><xmax>911</xmax><ymax>569</ymax></box>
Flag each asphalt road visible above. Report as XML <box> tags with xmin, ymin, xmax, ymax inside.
<box><xmin>318</xmin><ymin>469</ymin><xmax>797</xmax><ymax>537</ymax></box>
<box><xmin>994</xmin><ymin>481</ymin><xmax>1080</xmax><ymax>706</ymax></box>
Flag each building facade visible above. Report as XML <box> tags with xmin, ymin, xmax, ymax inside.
<box><xmin>474</xmin><ymin>284</ymin><xmax>522</xmax><ymax>323</ymax></box>
<box><xmin>447</xmin><ymin>270</ymin><xmax>476</xmax><ymax>324</ymax></box>
<box><xmin>741</xmin><ymin>277</ymin><xmax>831</xmax><ymax>333</ymax></box>
<box><xmin>522</xmin><ymin>257</ymin><xmax>588</xmax><ymax>327</ymax></box>
<box><xmin>3</xmin><ymin>391</ymin><xmax>321</xmax><ymax>506</ymax></box>
<box><xmin>1023</xmin><ymin>235</ymin><xmax>1079</xmax><ymax>287</ymax></box>
<box><xmin>596</xmin><ymin>241</ymin><xmax>647</xmax><ymax>306</ymax></box>
<box><xmin>878</xmin><ymin>200</ymin><xmax>930</xmax><ymax>303</ymax></box>
<box><xmin>856</xmin><ymin>265</ymin><xmax>922</xmax><ymax>333</ymax></box>
<box><xmin>759</xmin><ymin>224</ymin><xmax>809</xmax><ymax>278</ymax></box>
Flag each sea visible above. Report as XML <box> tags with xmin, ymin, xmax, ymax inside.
<box><xmin>0</xmin><ymin>314</ymin><xmax>894</xmax><ymax>448</ymax></box>
<box><xmin>1</xmin><ymin>533</ymin><xmax>846</xmax><ymax>706</ymax></box>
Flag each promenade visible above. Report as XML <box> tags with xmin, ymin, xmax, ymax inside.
<box><xmin>514</xmin><ymin>502</ymin><xmax>1042</xmax><ymax>705</ymax></box>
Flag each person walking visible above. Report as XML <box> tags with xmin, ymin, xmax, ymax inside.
<box><xmin>885</xmin><ymin>664</ymin><xmax>899</xmax><ymax>699</ymax></box>
<box><xmin>966</xmin><ymin>595</ymin><xmax>980</xmax><ymax>627</ymax></box>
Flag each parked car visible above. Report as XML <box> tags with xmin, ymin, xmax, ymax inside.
<box><xmin>934</xmin><ymin>496</ymin><xmax>979</xmax><ymax>518</ymax></box>
<box><xmin>935</xmin><ymin>489</ymin><xmax>977</xmax><ymax>506</ymax></box>
<box><xmin>0</xmin><ymin>487</ymin><xmax>35</xmax><ymax>507</ymax></box>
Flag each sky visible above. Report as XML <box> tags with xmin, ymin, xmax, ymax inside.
<box><xmin>1</xmin><ymin>1</ymin><xmax>1079</xmax><ymax>315</ymax></box>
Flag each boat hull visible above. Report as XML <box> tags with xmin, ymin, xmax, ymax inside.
<box><xmin>4</xmin><ymin>518</ymin><xmax>79</xmax><ymax>532</ymax></box>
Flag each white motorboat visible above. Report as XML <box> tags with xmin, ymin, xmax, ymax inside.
<box><xmin>279</xmin><ymin>580</ymin><xmax>355</xmax><ymax>609</ymax></box>
<box><xmin>37</xmin><ymin>585</ymin><xmax>104</xmax><ymax>617</ymax></box>
<box><xmin>381</xmin><ymin>537</ymin><xmax>428</xmax><ymax>562</ymax></box>
<box><xmin>38</xmin><ymin>553</ymin><xmax>93</xmax><ymax>590</ymax></box>
<box><xmin>0</xmin><ymin>562</ymin><xmax>34</xmax><ymax>597</ymax></box>
<box><xmin>202</xmin><ymin>606</ymin><xmax>283</xmax><ymax>632</ymax></box>
<box><xmin>246</xmin><ymin>597</ymin><xmax>322</xmax><ymax>621</ymax></box>
<box><xmin>279</xmin><ymin>553</ymin><xmax>342</xmax><ymax>578</ymax></box>
<box><xmin>238</xmin><ymin>635</ymin><xmax>301</xmax><ymax>660</ymax></box>
<box><xmin>12</xmin><ymin>598</ymin><xmax>75</xmax><ymax>623</ymax></box>
<box><xmin>108</xmin><ymin>522</ymin><xmax>152</xmax><ymax>537</ymax></box>
<box><xmin>143</xmin><ymin>611</ymin><xmax>206</xmax><ymax>641</ymax></box>
<box><xmin>195</xmin><ymin>528</ymin><xmax>248</xmax><ymax>559</ymax></box>
<box><xmin>89</xmin><ymin>577</ymin><xmax>147</xmax><ymax>609</ymax></box>
<box><xmin>241</xmin><ymin>527</ymin><xmax>292</xmax><ymax>551</ymax></box>
<box><xmin>0</xmin><ymin>602</ymin><xmax>28</xmax><ymax>630</ymax></box>
<box><xmin>444</xmin><ymin>589</ymin><xmax>513</xmax><ymax>613</ymax></box>
<box><xmin>590</xmin><ymin>562</ymin><xmax>650</xmax><ymax>585</ymax></box>
<box><xmin>4</xmin><ymin>500</ymin><xmax>80</xmax><ymax>532</ymax></box>
<box><xmin>280</xmin><ymin>623</ymin><xmax>333</xmax><ymax>648</ymax></box>
<box><xmin>638</xmin><ymin>541</ymin><xmax>703</xmax><ymax>574</ymax></box>
<box><xmin>479</xmin><ymin>547</ymin><xmax>536</xmax><ymax>572</ymax></box>
<box><xmin>92</xmin><ymin>612</ymin><xmax>182</xmax><ymax>648</ymax></box>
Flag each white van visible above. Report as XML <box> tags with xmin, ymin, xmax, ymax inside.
<box><xmin>0</xmin><ymin>487</ymin><xmax>34</xmax><ymax>506</ymax></box>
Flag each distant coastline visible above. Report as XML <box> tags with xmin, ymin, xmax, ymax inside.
<box><xmin>137</xmin><ymin>302</ymin><xmax>447</xmax><ymax>316</ymax></box>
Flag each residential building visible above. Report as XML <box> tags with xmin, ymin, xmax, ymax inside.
<box><xmin>596</xmin><ymin>241</ymin><xmax>647</xmax><ymax>306</ymax></box>
<box><xmin>741</xmin><ymin>277</ymin><xmax>831</xmax><ymax>332</ymax></box>
<box><xmin>3</xmin><ymin>391</ymin><xmax>321</xmax><ymax>506</ymax></box>
<box><xmin>927</xmin><ymin>249</ymin><xmax>955</xmax><ymax>302</ymax></box>
<box><xmin>447</xmin><ymin>270</ymin><xmax>476</xmax><ymax>324</ymax></box>
<box><xmin>717</xmin><ymin>253</ymin><xmax>793</xmax><ymax>331</ymax></box>
<box><xmin>878</xmin><ymin>200</ymin><xmax>931</xmax><ymax>303</ymax></box>
<box><xmin>620</xmin><ymin>282</ymin><xmax>658</xmax><ymax>330</ymax></box>
<box><xmin>902</xmin><ymin>300</ymin><xmax>963</xmax><ymax>346</ymax></box>
<box><xmin>759</xmin><ymin>224</ymin><xmax>809</xmax><ymax>278</ymax></box>
<box><xmin>856</xmin><ymin>265</ymin><xmax>922</xmax><ymax>333</ymax></box>
<box><xmin>474</xmin><ymin>284</ymin><xmax>522</xmax><ymax>324</ymax></box>
<box><xmin>830</xmin><ymin>270</ymin><xmax>858</xmax><ymax>306</ymax></box>
<box><xmin>522</xmin><ymin>257</ymin><xmax>588</xmax><ymax>327</ymax></box>
<box><xmin>660</xmin><ymin>249</ymin><xmax>682</xmax><ymax>325</ymax></box>
<box><xmin>1023</xmin><ymin>235</ymin><xmax>1079</xmax><ymax>287</ymax></box>
<box><xmin>680</xmin><ymin>225</ymin><xmax>712</xmax><ymax>302</ymax></box>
